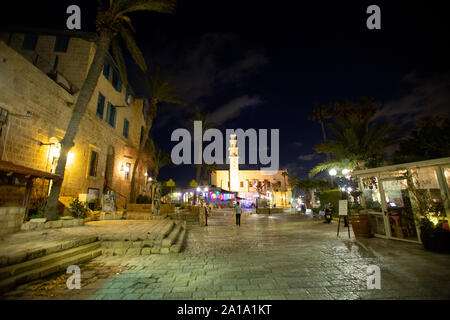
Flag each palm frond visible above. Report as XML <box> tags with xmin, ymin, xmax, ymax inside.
<box><xmin>120</xmin><ymin>26</ymin><xmax>147</xmax><ymax>71</ymax></box>
<box><xmin>111</xmin><ymin>38</ymin><xmax>128</xmax><ymax>86</ymax></box>
<box><xmin>116</xmin><ymin>0</ymin><xmax>176</xmax><ymax>17</ymax></box>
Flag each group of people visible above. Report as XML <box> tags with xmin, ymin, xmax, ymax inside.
<box><xmin>202</xmin><ymin>201</ymin><xmax>243</xmax><ymax>226</ymax></box>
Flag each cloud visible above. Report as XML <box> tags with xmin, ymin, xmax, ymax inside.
<box><xmin>298</xmin><ymin>153</ymin><xmax>321</xmax><ymax>161</ymax></box>
<box><xmin>147</xmin><ymin>33</ymin><xmax>268</xmax><ymax>129</ymax></box>
<box><xmin>376</xmin><ymin>72</ymin><xmax>450</xmax><ymax>132</ymax></box>
<box><xmin>209</xmin><ymin>95</ymin><xmax>262</xmax><ymax>123</ymax></box>
<box><xmin>293</xmin><ymin>141</ymin><xmax>303</xmax><ymax>148</ymax></box>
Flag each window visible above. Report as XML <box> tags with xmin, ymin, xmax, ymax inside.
<box><xmin>22</xmin><ymin>34</ymin><xmax>38</xmax><ymax>50</ymax></box>
<box><xmin>125</xmin><ymin>163</ymin><xmax>131</xmax><ymax>180</ymax></box>
<box><xmin>240</xmin><ymin>181</ymin><xmax>244</xmax><ymax>188</ymax></box>
<box><xmin>123</xmin><ymin>118</ymin><xmax>130</xmax><ymax>138</ymax></box>
<box><xmin>103</xmin><ymin>63</ymin><xmax>111</xmax><ymax>80</ymax></box>
<box><xmin>125</xmin><ymin>87</ymin><xmax>131</xmax><ymax>105</ymax></box>
<box><xmin>106</xmin><ymin>102</ymin><xmax>116</xmax><ymax>128</ymax></box>
<box><xmin>88</xmin><ymin>150</ymin><xmax>98</xmax><ymax>177</ymax></box>
<box><xmin>112</xmin><ymin>71</ymin><xmax>122</xmax><ymax>92</ymax></box>
<box><xmin>96</xmin><ymin>93</ymin><xmax>105</xmax><ymax>119</ymax></box>
<box><xmin>54</xmin><ymin>36</ymin><xmax>69</xmax><ymax>52</ymax></box>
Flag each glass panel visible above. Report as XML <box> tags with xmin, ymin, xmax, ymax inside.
<box><xmin>382</xmin><ymin>179</ymin><xmax>418</xmax><ymax>241</ymax></box>
<box><xmin>411</xmin><ymin>167</ymin><xmax>446</xmax><ymax>224</ymax></box>
<box><xmin>360</xmin><ymin>176</ymin><xmax>382</xmax><ymax>212</ymax></box>
<box><xmin>369</xmin><ymin>214</ymin><xmax>386</xmax><ymax>235</ymax></box>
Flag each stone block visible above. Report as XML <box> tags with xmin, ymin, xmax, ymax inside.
<box><xmin>151</xmin><ymin>246</ymin><xmax>161</xmax><ymax>254</ymax></box>
<box><xmin>141</xmin><ymin>248</ymin><xmax>151</xmax><ymax>255</ymax></box>
<box><xmin>30</xmin><ymin>218</ymin><xmax>47</xmax><ymax>223</ymax></box>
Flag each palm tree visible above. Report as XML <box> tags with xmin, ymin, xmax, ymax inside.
<box><xmin>281</xmin><ymin>171</ymin><xmax>289</xmax><ymax>206</ymax></box>
<box><xmin>202</xmin><ymin>163</ymin><xmax>217</xmax><ymax>185</ymax></box>
<box><xmin>45</xmin><ymin>0</ymin><xmax>176</xmax><ymax>220</ymax></box>
<box><xmin>148</xmin><ymin>139</ymin><xmax>171</xmax><ymax>181</ymax></box>
<box><xmin>296</xmin><ymin>179</ymin><xmax>316</xmax><ymax>209</ymax></box>
<box><xmin>129</xmin><ymin>70</ymin><xmax>183</xmax><ymax>203</ymax></box>
<box><xmin>309</xmin><ymin>102</ymin><xmax>333</xmax><ymax>161</ymax></box>
<box><xmin>309</xmin><ymin>112</ymin><xmax>395</xmax><ymax>178</ymax></box>
<box><xmin>192</xmin><ymin>108</ymin><xmax>217</xmax><ymax>184</ymax></box>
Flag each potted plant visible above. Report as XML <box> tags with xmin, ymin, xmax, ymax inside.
<box><xmin>406</xmin><ymin>172</ymin><xmax>450</xmax><ymax>253</ymax></box>
<box><xmin>350</xmin><ymin>200</ymin><xmax>373</xmax><ymax>238</ymax></box>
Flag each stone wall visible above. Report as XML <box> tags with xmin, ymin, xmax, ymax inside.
<box><xmin>0</xmin><ymin>207</ymin><xmax>25</xmax><ymax>236</ymax></box>
<box><xmin>0</xmin><ymin>39</ymin><xmax>148</xmax><ymax>209</ymax></box>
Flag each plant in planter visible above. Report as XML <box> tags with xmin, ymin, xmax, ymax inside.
<box><xmin>68</xmin><ymin>198</ymin><xmax>88</xmax><ymax>219</ymax></box>
<box><xmin>349</xmin><ymin>194</ymin><xmax>373</xmax><ymax>238</ymax></box>
<box><xmin>406</xmin><ymin>172</ymin><xmax>450</xmax><ymax>253</ymax></box>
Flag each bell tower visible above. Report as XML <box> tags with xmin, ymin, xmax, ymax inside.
<box><xmin>228</xmin><ymin>134</ymin><xmax>239</xmax><ymax>191</ymax></box>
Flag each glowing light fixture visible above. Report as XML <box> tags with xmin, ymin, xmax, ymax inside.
<box><xmin>67</xmin><ymin>151</ymin><xmax>74</xmax><ymax>165</ymax></box>
<box><xmin>342</xmin><ymin>169</ymin><xmax>350</xmax><ymax>175</ymax></box>
<box><xmin>329</xmin><ymin>169</ymin><xmax>337</xmax><ymax>176</ymax></box>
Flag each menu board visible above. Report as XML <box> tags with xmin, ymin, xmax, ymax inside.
<box><xmin>338</xmin><ymin>200</ymin><xmax>348</xmax><ymax>216</ymax></box>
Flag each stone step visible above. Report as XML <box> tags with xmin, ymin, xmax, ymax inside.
<box><xmin>0</xmin><ymin>244</ymin><xmax>102</xmax><ymax>293</ymax></box>
<box><xmin>158</xmin><ymin>220</ymin><xmax>175</xmax><ymax>241</ymax></box>
<box><xmin>124</xmin><ymin>211</ymin><xmax>153</xmax><ymax>220</ymax></box>
<box><xmin>0</xmin><ymin>242</ymin><xmax>101</xmax><ymax>281</ymax></box>
<box><xmin>162</xmin><ymin>224</ymin><xmax>182</xmax><ymax>248</ymax></box>
<box><xmin>0</xmin><ymin>236</ymin><xmax>99</xmax><ymax>268</ymax></box>
<box><xmin>170</xmin><ymin>224</ymin><xmax>187</xmax><ymax>253</ymax></box>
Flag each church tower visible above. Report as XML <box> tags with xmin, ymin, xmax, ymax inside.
<box><xmin>228</xmin><ymin>134</ymin><xmax>239</xmax><ymax>191</ymax></box>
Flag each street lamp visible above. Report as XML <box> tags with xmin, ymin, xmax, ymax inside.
<box><xmin>329</xmin><ymin>168</ymin><xmax>337</xmax><ymax>187</ymax></box>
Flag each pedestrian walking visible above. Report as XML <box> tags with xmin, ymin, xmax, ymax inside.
<box><xmin>204</xmin><ymin>203</ymin><xmax>208</xmax><ymax>226</ymax></box>
<box><xmin>235</xmin><ymin>201</ymin><xmax>242</xmax><ymax>226</ymax></box>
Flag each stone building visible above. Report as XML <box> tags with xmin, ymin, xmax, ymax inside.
<box><xmin>0</xmin><ymin>29</ymin><xmax>149</xmax><ymax>209</ymax></box>
<box><xmin>210</xmin><ymin>135</ymin><xmax>292</xmax><ymax>207</ymax></box>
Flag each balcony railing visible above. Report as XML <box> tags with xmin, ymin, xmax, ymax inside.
<box><xmin>30</xmin><ymin>52</ymin><xmax>79</xmax><ymax>95</ymax></box>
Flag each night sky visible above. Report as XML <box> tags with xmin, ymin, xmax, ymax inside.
<box><xmin>1</xmin><ymin>1</ymin><xmax>450</xmax><ymax>186</ymax></box>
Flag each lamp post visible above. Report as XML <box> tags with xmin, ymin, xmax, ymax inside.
<box><xmin>329</xmin><ymin>169</ymin><xmax>337</xmax><ymax>187</ymax></box>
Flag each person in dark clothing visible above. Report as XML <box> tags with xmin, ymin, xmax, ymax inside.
<box><xmin>235</xmin><ymin>202</ymin><xmax>242</xmax><ymax>226</ymax></box>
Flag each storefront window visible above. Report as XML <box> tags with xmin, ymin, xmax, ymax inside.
<box><xmin>360</xmin><ymin>176</ymin><xmax>382</xmax><ymax>212</ymax></box>
<box><xmin>411</xmin><ymin>167</ymin><xmax>444</xmax><ymax>212</ymax></box>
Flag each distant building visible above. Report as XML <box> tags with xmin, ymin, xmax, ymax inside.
<box><xmin>210</xmin><ymin>135</ymin><xmax>292</xmax><ymax>207</ymax></box>
<box><xmin>0</xmin><ymin>29</ymin><xmax>149</xmax><ymax>209</ymax></box>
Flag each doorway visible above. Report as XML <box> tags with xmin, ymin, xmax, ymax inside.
<box><xmin>104</xmin><ymin>146</ymin><xmax>115</xmax><ymax>192</ymax></box>
<box><xmin>380</xmin><ymin>178</ymin><xmax>418</xmax><ymax>242</ymax></box>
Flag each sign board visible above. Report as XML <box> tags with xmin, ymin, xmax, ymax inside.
<box><xmin>102</xmin><ymin>194</ymin><xmax>116</xmax><ymax>212</ymax></box>
<box><xmin>338</xmin><ymin>200</ymin><xmax>348</xmax><ymax>216</ymax></box>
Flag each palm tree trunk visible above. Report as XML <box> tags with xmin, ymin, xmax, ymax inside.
<box><xmin>320</xmin><ymin>120</ymin><xmax>330</xmax><ymax>162</ymax></box>
<box><xmin>130</xmin><ymin>116</ymin><xmax>154</xmax><ymax>204</ymax></box>
<box><xmin>45</xmin><ymin>33</ymin><xmax>112</xmax><ymax>220</ymax></box>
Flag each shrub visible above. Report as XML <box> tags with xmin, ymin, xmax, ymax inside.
<box><xmin>69</xmin><ymin>198</ymin><xmax>88</xmax><ymax>219</ymax></box>
<box><xmin>318</xmin><ymin>189</ymin><xmax>342</xmax><ymax>216</ymax></box>
<box><xmin>136</xmin><ymin>194</ymin><xmax>152</xmax><ymax>204</ymax></box>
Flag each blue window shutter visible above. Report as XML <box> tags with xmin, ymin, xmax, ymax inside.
<box><xmin>123</xmin><ymin>118</ymin><xmax>129</xmax><ymax>138</ymax></box>
<box><xmin>111</xmin><ymin>105</ymin><xmax>116</xmax><ymax>128</ymax></box>
<box><xmin>106</xmin><ymin>102</ymin><xmax>111</xmax><ymax>124</ymax></box>
<box><xmin>96</xmin><ymin>93</ymin><xmax>105</xmax><ymax>119</ymax></box>
<box><xmin>116</xmin><ymin>76</ymin><xmax>122</xmax><ymax>92</ymax></box>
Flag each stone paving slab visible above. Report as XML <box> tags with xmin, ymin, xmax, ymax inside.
<box><xmin>1</xmin><ymin>213</ymin><xmax>450</xmax><ymax>300</ymax></box>
<box><xmin>0</xmin><ymin>220</ymin><xmax>175</xmax><ymax>266</ymax></box>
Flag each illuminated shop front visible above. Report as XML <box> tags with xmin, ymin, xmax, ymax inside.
<box><xmin>352</xmin><ymin>157</ymin><xmax>450</xmax><ymax>243</ymax></box>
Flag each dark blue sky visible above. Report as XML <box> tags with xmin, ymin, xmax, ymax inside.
<box><xmin>2</xmin><ymin>1</ymin><xmax>450</xmax><ymax>186</ymax></box>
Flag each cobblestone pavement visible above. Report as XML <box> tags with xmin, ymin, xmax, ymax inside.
<box><xmin>2</xmin><ymin>212</ymin><xmax>450</xmax><ymax>300</ymax></box>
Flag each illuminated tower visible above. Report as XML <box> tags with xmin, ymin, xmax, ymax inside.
<box><xmin>228</xmin><ymin>134</ymin><xmax>239</xmax><ymax>191</ymax></box>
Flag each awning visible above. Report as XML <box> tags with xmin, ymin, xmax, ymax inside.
<box><xmin>0</xmin><ymin>160</ymin><xmax>60</xmax><ymax>180</ymax></box>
